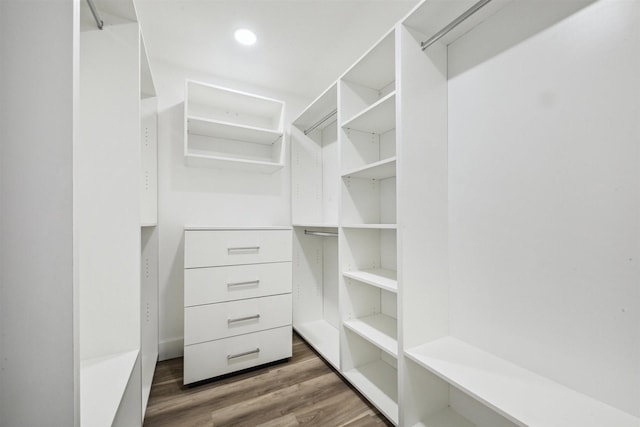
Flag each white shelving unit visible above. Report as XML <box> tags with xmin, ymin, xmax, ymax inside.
<box><xmin>290</xmin><ymin>1</ymin><xmax>640</xmax><ymax>426</ymax></box>
<box><xmin>406</xmin><ymin>337</ymin><xmax>639</xmax><ymax>427</ymax></box>
<box><xmin>291</xmin><ymin>84</ymin><xmax>341</xmax><ymax>369</ymax></box>
<box><xmin>184</xmin><ymin>80</ymin><xmax>285</xmax><ymax>173</ymax></box>
<box><xmin>339</xmin><ymin>29</ymin><xmax>399</xmax><ymax>424</ymax></box>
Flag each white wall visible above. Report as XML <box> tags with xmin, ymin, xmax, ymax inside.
<box><xmin>0</xmin><ymin>0</ymin><xmax>79</xmax><ymax>425</ymax></box>
<box><xmin>152</xmin><ymin>59</ymin><xmax>309</xmax><ymax>359</ymax></box>
<box><xmin>448</xmin><ymin>0</ymin><xmax>639</xmax><ymax>416</ymax></box>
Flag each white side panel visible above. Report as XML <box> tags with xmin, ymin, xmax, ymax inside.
<box><xmin>322</xmin><ymin>121</ymin><xmax>340</xmax><ymax>225</ymax></box>
<box><xmin>78</xmin><ymin>21</ymin><xmax>141</xmax><ymax>360</ymax></box>
<box><xmin>141</xmin><ymin>98</ymin><xmax>158</xmax><ymax>225</ymax></box>
<box><xmin>0</xmin><ymin>1</ymin><xmax>78</xmax><ymax>425</ymax></box>
<box><xmin>448</xmin><ymin>0</ymin><xmax>640</xmax><ymax>416</ymax></box>
<box><xmin>112</xmin><ymin>355</ymin><xmax>142</xmax><ymax>427</ymax></box>
<box><xmin>141</xmin><ymin>226</ymin><xmax>158</xmax><ymax>414</ymax></box>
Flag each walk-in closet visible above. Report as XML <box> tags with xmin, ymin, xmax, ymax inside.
<box><xmin>2</xmin><ymin>0</ymin><xmax>638</xmax><ymax>426</ymax></box>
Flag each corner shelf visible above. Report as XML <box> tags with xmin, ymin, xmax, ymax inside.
<box><xmin>405</xmin><ymin>337</ymin><xmax>640</xmax><ymax>427</ymax></box>
<box><xmin>184</xmin><ymin>80</ymin><xmax>285</xmax><ymax>173</ymax></box>
<box><xmin>343</xmin><ymin>268</ymin><xmax>397</xmax><ymax>293</ymax></box>
<box><xmin>344</xmin><ymin>313</ymin><xmax>397</xmax><ymax>357</ymax></box>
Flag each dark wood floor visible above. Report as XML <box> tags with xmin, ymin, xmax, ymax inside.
<box><xmin>144</xmin><ymin>332</ymin><xmax>393</xmax><ymax>427</ymax></box>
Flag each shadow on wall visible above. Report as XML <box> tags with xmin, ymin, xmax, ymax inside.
<box><xmin>161</xmin><ymin>102</ymin><xmax>285</xmax><ymax>196</ymax></box>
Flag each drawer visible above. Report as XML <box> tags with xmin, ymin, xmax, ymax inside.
<box><xmin>184</xmin><ymin>293</ymin><xmax>292</xmax><ymax>345</ymax></box>
<box><xmin>184</xmin><ymin>262</ymin><xmax>291</xmax><ymax>306</ymax></box>
<box><xmin>184</xmin><ymin>229</ymin><xmax>292</xmax><ymax>268</ymax></box>
<box><xmin>183</xmin><ymin>326</ymin><xmax>292</xmax><ymax>384</ymax></box>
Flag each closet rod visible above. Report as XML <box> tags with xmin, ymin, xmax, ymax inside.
<box><xmin>304</xmin><ymin>229</ymin><xmax>338</xmax><ymax>237</ymax></box>
<box><xmin>304</xmin><ymin>109</ymin><xmax>337</xmax><ymax>135</ymax></box>
<box><xmin>421</xmin><ymin>0</ymin><xmax>492</xmax><ymax>51</ymax></box>
<box><xmin>86</xmin><ymin>0</ymin><xmax>104</xmax><ymax>30</ymax></box>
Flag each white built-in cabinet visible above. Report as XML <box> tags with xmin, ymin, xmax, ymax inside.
<box><xmin>291</xmin><ymin>0</ymin><xmax>640</xmax><ymax>426</ymax></box>
<box><xmin>184</xmin><ymin>80</ymin><xmax>286</xmax><ymax>173</ymax></box>
<box><xmin>78</xmin><ymin>1</ymin><xmax>158</xmax><ymax>425</ymax></box>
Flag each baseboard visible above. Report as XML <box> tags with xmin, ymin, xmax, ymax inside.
<box><xmin>158</xmin><ymin>337</ymin><xmax>183</xmax><ymax>361</ymax></box>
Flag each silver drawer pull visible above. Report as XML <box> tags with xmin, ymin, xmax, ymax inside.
<box><xmin>228</xmin><ymin>314</ymin><xmax>261</xmax><ymax>324</ymax></box>
<box><xmin>227</xmin><ymin>280</ymin><xmax>260</xmax><ymax>288</ymax></box>
<box><xmin>227</xmin><ymin>246</ymin><xmax>260</xmax><ymax>253</ymax></box>
<box><xmin>227</xmin><ymin>348</ymin><xmax>260</xmax><ymax>360</ymax></box>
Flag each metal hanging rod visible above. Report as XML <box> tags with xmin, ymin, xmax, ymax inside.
<box><xmin>304</xmin><ymin>109</ymin><xmax>338</xmax><ymax>135</ymax></box>
<box><xmin>304</xmin><ymin>229</ymin><xmax>338</xmax><ymax>238</ymax></box>
<box><xmin>86</xmin><ymin>0</ymin><xmax>104</xmax><ymax>30</ymax></box>
<box><xmin>421</xmin><ymin>0</ymin><xmax>492</xmax><ymax>51</ymax></box>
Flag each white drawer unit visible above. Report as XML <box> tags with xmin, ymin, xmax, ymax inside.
<box><xmin>184</xmin><ymin>262</ymin><xmax>292</xmax><ymax>307</ymax></box>
<box><xmin>184</xmin><ymin>326</ymin><xmax>292</xmax><ymax>385</ymax></box>
<box><xmin>184</xmin><ymin>228</ymin><xmax>292</xmax><ymax>268</ymax></box>
<box><xmin>184</xmin><ymin>227</ymin><xmax>292</xmax><ymax>385</ymax></box>
<box><xmin>184</xmin><ymin>293</ymin><xmax>292</xmax><ymax>345</ymax></box>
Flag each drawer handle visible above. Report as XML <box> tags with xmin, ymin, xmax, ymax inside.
<box><xmin>227</xmin><ymin>348</ymin><xmax>260</xmax><ymax>360</ymax></box>
<box><xmin>227</xmin><ymin>280</ymin><xmax>260</xmax><ymax>288</ymax></box>
<box><xmin>228</xmin><ymin>246</ymin><xmax>260</xmax><ymax>253</ymax></box>
<box><xmin>228</xmin><ymin>314</ymin><xmax>261</xmax><ymax>324</ymax></box>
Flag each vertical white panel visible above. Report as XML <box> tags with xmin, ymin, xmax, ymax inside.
<box><xmin>78</xmin><ymin>21</ymin><xmax>141</xmax><ymax>360</ymax></box>
<box><xmin>322</xmin><ymin>236</ymin><xmax>340</xmax><ymax>328</ymax></box>
<box><xmin>448</xmin><ymin>0</ymin><xmax>640</xmax><ymax>416</ymax></box>
<box><xmin>321</xmin><ymin>121</ymin><xmax>339</xmax><ymax>225</ymax></box>
<box><xmin>0</xmin><ymin>1</ymin><xmax>79</xmax><ymax>425</ymax></box>
<box><xmin>141</xmin><ymin>226</ymin><xmax>158</xmax><ymax>413</ymax></box>
<box><xmin>141</xmin><ymin>97</ymin><xmax>158</xmax><ymax>226</ymax></box>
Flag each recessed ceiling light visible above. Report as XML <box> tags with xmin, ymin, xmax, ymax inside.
<box><xmin>234</xmin><ymin>29</ymin><xmax>257</xmax><ymax>46</ymax></box>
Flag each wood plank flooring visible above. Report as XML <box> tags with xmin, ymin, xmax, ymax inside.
<box><xmin>144</xmin><ymin>332</ymin><xmax>393</xmax><ymax>427</ymax></box>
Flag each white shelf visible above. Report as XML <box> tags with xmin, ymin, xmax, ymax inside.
<box><xmin>184</xmin><ymin>152</ymin><xmax>284</xmax><ymax>173</ymax></box>
<box><xmin>343</xmin><ymin>268</ymin><xmax>397</xmax><ymax>293</ymax></box>
<box><xmin>141</xmin><ymin>221</ymin><xmax>157</xmax><ymax>228</ymax></box>
<box><xmin>294</xmin><ymin>320</ymin><xmax>340</xmax><ymax>370</ymax></box>
<box><xmin>344</xmin><ymin>360</ymin><xmax>398</xmax><ymax>425</ymax></box>
<box><xmin>293</xmin><ymin>83</ymin><xmax>337</xmax><ymax>133</ymax></box>
<box><xmin>187</xmin><ymin>115</ymin><xmax>282</xmax><ymax>145</ymax></box>
<box><xmin>80</xmin><ymin>350</ymin><xmax>139</xmax><ymax>427</ymax></box>
<box><xmin>342</xmin><ymin>91</ymin><xmax>396</xmax><ymax>134</ymax></box>
<box><xmin>344</xmin><ymin>314</ymin><xmax>397</xmax><ymax>357</ymax></box>
<box><xmin>342</xmin><ymin>157</ymin><xmax>396</xmax><ymax>180</ymax></box>
<box><xmin>342</xmin><ymin>223</ymin><xmax>397</xmax><ymax>230</ymax></box>
<box><xmin>292</xmin><ymin>223</ymin><xmax>338</xmax><ymax>229</ymax></box>
<box><xmin>405</xmin><ymin>337</ymin><xmax>640</xmax><ymax>427</ymax></box>
<box><xmin>413</xmin><ymin>408</ymin><xmax>476</xmax><ymax>427</ymax></box>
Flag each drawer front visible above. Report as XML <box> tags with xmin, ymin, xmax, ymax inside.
<box><xmin>184</xmin><ymin>262</ymin><xmax>291</xmax><ymax>307</ymax></box>
<box><xmin>184</xmin><ymin>293</ymin><xmax>292</xmax><ymax>345</ymax></box>
<box><xmin>183</xmin><ymin>326</ymin><xmax>292</xmax><ymax>384</ymax></box>
<box><xmin>184</xmin><ymin>229</ymin><xmax>292</xmax><ymax>268</ymax></box>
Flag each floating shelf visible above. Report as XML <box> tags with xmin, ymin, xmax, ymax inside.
<box><xmin>344</xmin><ymin>360</ymin><xmax>399</xmax><ymax>425</ymax></box>
<box><xmin>294</xmin><ymin>320</ymin><xmax>340</xmax><ymax>370</ymax></box>
<box><xmin>187</xmin><ymin>116</ymin><xmax>282</xmax><ymax>145</ymax></box>
<box><xmin>405</xmin><ymin>337</ymin><xmax>640</xmax><ymax>427</ymax></box>
<box><xmin>80</xmin><ymin>350</ymin><xmax>139</xmax><ymax>427</ymax></box>
<box><xmin>342</xmin><ymin>91</ymin><xmax>396</xmax><ymax>134</ymax></box>
<box><xmin>344</xmin><ymin>314</ymin><xmax>397</xmax><ymax>357</ymax></box>
<box><xmin>343</xmin><ymin>268</ymin><xmax>397</xmax><ymax>293</ymax></box>
<box><xmin>184</xmin><ymin>153</ymin><xmax>284</xmax><ymax>173</ymax></box>
<box><xmin>342</xmin><ymin>157</ymin><xmax>396</xmax><ymax>180</ymax></box>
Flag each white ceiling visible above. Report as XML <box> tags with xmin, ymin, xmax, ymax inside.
<box><xmin>134</xmin><ymin>0</ymin><xmax>419</xmax><ymax>99</ymax></box>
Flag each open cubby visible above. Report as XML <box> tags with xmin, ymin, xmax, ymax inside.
<box><xmin>184</xmin><ymin>80</ymin><xmax>285</xmax><ymax>172</ymax></box>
